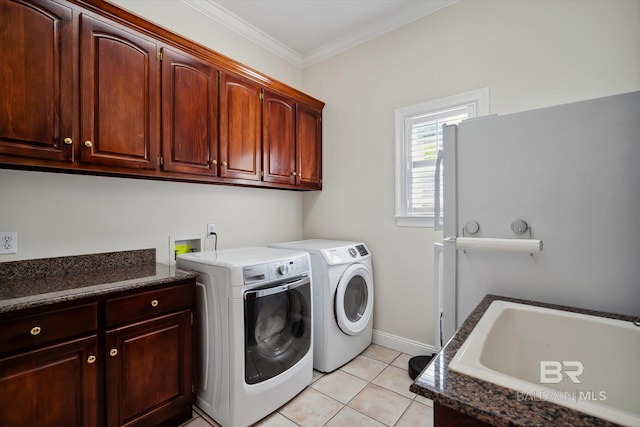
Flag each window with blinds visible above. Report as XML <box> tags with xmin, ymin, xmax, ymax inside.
<box><xmin>394</xmin><ymin>89</ymin><xmax>489</xmax><ymax>227</ymax></box>
<box><xmin>405</xmin><ymin>107</ymin><xmax>469</xmax><ymax>215</ymax></box>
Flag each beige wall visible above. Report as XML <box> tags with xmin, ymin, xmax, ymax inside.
<box><xmin>1</xmin><ymin>0</ymin><xmax>638</xmax><ymax>352</ymax></box>
<box><xmin>0</xmin><ymin>170</ymin><xmax>302</xmax><ymax>263</ymax></box>
<box><xmin>109</xmin><ymin>0</ymin><xmax>304</xmax><ymax>90</ymax></box>
<box><xmin>301</xmin><ymin>0</ymin><xmax>640</xmax><ymax>351</ymax></box>
<box><xmin>0</xmin><ymin>0</ymin><xmax>306</xmax><ymax>263</ymax></box>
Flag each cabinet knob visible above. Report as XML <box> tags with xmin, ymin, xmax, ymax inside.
<box><xmin>211</xmin><ymin>159</ymin><xmax>218</xmax><ymax>166</ymax></box>
<box><xmin>110</xmin><ymin>349</ymin><xmax>118</xmax><ymax>357</ymax></box>
<box><xmin>222</xmin><ymin>161</ymin><xmax>227</xmax><ymax>167</ymax></box>
<box><xmin>291</xmin><ymin>171</ymin><xmax>297</xmax><ymax>176</ymax></box>
<box><xmin>63</xmin><ymin>137</ymin><xmax>73</xmax><ymax>145</ymax></box>
<box><xmin>30</xmin><ymin>326</ymin><xmax>41</xmax><ymax>336</ymax></box>
<box><xmin>84</xmin><ymin>140</ymin><xmax>93</xmax><ymax>148</ymax></box>
<box><xmin>87</xmin><ymin>355</ymin><xmax>96</xmax><ymax>364</ymax></box>
<box><xmin>151</xmin><ymin>299</ymin><xmax>159</xmax><ymax>307</ymax></box>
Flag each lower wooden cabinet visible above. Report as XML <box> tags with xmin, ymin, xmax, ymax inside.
<box><xmin>106</xmin><ymin>310</ymin><xmax>193</xmax><ymax>427</ymax></box>
<box><xmin>434</xmin><ymin>402</ymin><xmax>492</xmax><ymax>427</ymax></box>
<box><xmin>0</xmin><ymin>335</ymin><xmax>99</xmax><ymax>427</ymax></box>
<box><xmin>0</xmin><ymin>279</ymin><xmax>195</xmax><ymax>427</ymax></box>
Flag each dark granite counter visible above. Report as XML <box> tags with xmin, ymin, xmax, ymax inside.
<box><xmin>410</xmin><ymin>294</ymin><xmax>634</xmax><ymax>427</ymax></box>
<box><xmin>0</xmin><ymin>249</ymin><xmax>196</xmax><ymax>314</ymax></box>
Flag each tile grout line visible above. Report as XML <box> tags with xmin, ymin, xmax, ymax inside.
<box><xmin>310</xmin><ymin>361</ymin><xmax>394</xmax><ymax>427</ymax></box>
<box><xmin>278</xmin><ymin>355</ymin><xmax>396</xmax><ymax>426</ymax></box>
<box><xmin>186</xmin><ymin>347</ymin><xmax>432</xmax><ymax>426</ymax></box>
<box><xmin>310</xmin><ymin>352</ymin><xmax>427</xmax><ymax>427</ymax></box>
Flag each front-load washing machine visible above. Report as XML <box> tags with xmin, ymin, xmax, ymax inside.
<box><xmin>270</xmin><ymin>239</ymin><xmax>374</xmax><ymax>372</ymax></box>
<box><xmin>177</xmin><ymin>247</ymin><xmax>313</xmax><ymax>427</ymax></box>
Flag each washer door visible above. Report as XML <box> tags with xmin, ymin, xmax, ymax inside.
<box><xmin>244</xmin><ymin>276</ymin><xmax>312</xmax><ymax>385</ymax></box>
<box><xmin>334</xmin><ymin>263</ymin><xmax>373</xmax><ymax>336</ymax></box>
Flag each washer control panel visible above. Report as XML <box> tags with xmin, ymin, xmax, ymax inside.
<box><xmin>243</xmin><ymin>254</ymin><xmax>310</xmax><ymax>285</ymax></box>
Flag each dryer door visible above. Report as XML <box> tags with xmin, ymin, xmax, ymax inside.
<box><xmin>334</xmin><ymin>263</ymin><xmax>373</xmax><ymax>336</ymax></box>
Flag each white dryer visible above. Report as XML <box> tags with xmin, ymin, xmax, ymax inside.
<box><xmin>270</xmin><ymin>239</ymin><xmax>374</xmax><ymax>372</ymax></box>
<box><xmin>177</xmin><ymin>247</ymin><xmax>313</xmax><ymax>427</ymax></box>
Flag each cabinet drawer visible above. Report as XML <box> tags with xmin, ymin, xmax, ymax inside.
<box><xmin>106</xmin><ymin>285</ymin><xmax>192</xmax><ymax>326</ymax></box>
<box><xmin>0</xmin><ymin>303</ymin><xmax>98</xmax><ymax>355</ymax></box>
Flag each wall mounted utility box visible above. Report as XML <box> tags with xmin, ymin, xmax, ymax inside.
<box><xmin>169</xmin><ymin>235</ymin><xmax>204</xmax><ymax>265</ymax></box>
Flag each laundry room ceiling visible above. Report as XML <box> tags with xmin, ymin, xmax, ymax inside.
<box><xmin>182</xmin><ymin>0</ymin><xmax>458</xmax><ymax>68</ymax></box>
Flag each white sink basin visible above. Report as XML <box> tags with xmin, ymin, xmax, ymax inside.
<box><xmin>449</xmin><ymin>300</ymin><xmax>640</xmax><ymax>426</ymax></box>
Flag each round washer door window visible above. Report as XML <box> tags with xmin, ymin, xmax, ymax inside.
<box><xmin>334</xmin><ymin>263</ymin><xmax>373</xmax><ymax>336</ymax></box>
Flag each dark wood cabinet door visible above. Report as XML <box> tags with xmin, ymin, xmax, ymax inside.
<box><xmin>0</xmin><ymin>335</ymin><xmax>98</xmax><ymax>427</ymax></box>
<box><xmin>263</xmin><ymin>90</ymin><xmax>296</xmax><ymax>185</ymax></box>
<box><xmin>80</xmin><ymin>14</ymin><xmax>159</xmax><ymax>170</ymax></box>
<box><xmin>296</xmin><ymin>103</ymin><xmax>322</xmax><ymax>189</ymax></box>
<box><xmin>434</xmin><ymin>402</ymin><xmax>493</xmax><ymax>426</ymax></box>
<box><xmin>106</xmin><ymin>310</ymin><xmax>193</xmax><ymax>427</ymax></box>
<box><xmin>0</xmin><ymin>0</ymin><xmax>74</xmax><ymax>162</ymax></box>
<box><xmin>219</xmin><ymin>73</ymin><xmax>262</xmax><ymax>181</ymax></box>
<box><xmin>161</xmin><ymin>48</ymin><xmax>219</xmax><ymax>176</ymax></box>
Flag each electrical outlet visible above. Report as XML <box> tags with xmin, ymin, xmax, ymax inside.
<box><xmin>0</xmin><ymin>231</ymin><xmax>18</xmax><ymax>254</ymax></box>
<box><xmin>207</xmin><ymin>223</ymin><xmax>216</xmax><ymax>235</ymax></box>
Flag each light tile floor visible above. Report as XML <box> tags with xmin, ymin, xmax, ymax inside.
<box><xmin>181</xmin><ymin>344</ymin><xmax>434</xmax><ymax>427</ymax></box>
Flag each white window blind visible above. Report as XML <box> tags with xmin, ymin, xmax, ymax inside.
<box><xmin>395</xmin><ymin>88</ymin><xmax>489</xmax><ymax>227</ymax></box>
<box><xmin>405</xmin><ymin>107</ymin><xmax>469</xmax><ymax>215</ymax></box>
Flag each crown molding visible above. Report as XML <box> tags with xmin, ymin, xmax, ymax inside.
<box><xmin>303</xmin><ymin>0</ymin><xmax>457</xmax><ymax>68</ymax></box>
<box><xmin>182</xmin><ymin>0</ymin><xmax>457</xmax><ymax>69</ymax></box>
<box><xmin>182</xmin><ymin>0</ymin><xmax>305</xmax><ymax>68</ymax></box>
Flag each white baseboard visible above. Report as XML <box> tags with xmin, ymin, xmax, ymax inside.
<box><xmin>372</xmin><ymin>329</ymin><xmax>437</xmax><ymax>356</ymax></box>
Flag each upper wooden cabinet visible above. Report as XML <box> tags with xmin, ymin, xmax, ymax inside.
<box><xmin>219</xmin><ymin>73</ymin><xmax>262</xmax><ymax>181</ymax></box>
<box><xmin>0</xmin><ymin>0</ymin><xmax>74</xmax><ymax>162</ymax></box>
<box><xmin>80</xmin><ymin>14</ymin><xmax>159</xmax><ymax>170</ymax></box>
<box><xmin>161</xmin><ymin>47</ymin><xmax>219</xmax><ymax>176</ymax></box>
<box><xmin>262</xmin><ymin>91</ymin><xmax>323</xmax><ymax>189</ymax></box>
<box><xmin>263</xmin><ymin>90</ymin><xmax>296</xmax><ymax>185</ymax></box>
<box><xmin>0</xmin><ymin>0</ymin><xmax>324</xmax><ymax>190</ymax></box>
<box><xmin>296</xmin><ymin>103</ymin><xmax>323</xmax><ymax>189</ymax></box>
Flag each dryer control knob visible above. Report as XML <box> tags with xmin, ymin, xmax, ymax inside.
<box><xmin>278</xmin><ymin>264</ymin><xmax>289</xmax><ymax>275</ymax></box>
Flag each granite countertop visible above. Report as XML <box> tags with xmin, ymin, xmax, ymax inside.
<box><xmin>410</xmin><ymin>294</ymin><xmax>634</xmax><ymax>427</ymax></box>
<box><xmin>0</xmin><ymin>249</ymin><xmax>196</xmax><ymax>314</ymax></box>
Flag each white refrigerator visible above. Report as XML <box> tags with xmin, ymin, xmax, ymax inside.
<box><xmin>434</xmin><ymin>90</ymin><xmax>640</xmax><ymax>349</ymax></box>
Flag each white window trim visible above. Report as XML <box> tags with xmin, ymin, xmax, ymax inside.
<box><xmin>394</xmin><ymin>88</ymin><xmax>490</xmax><ymax>227</ymax></box>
